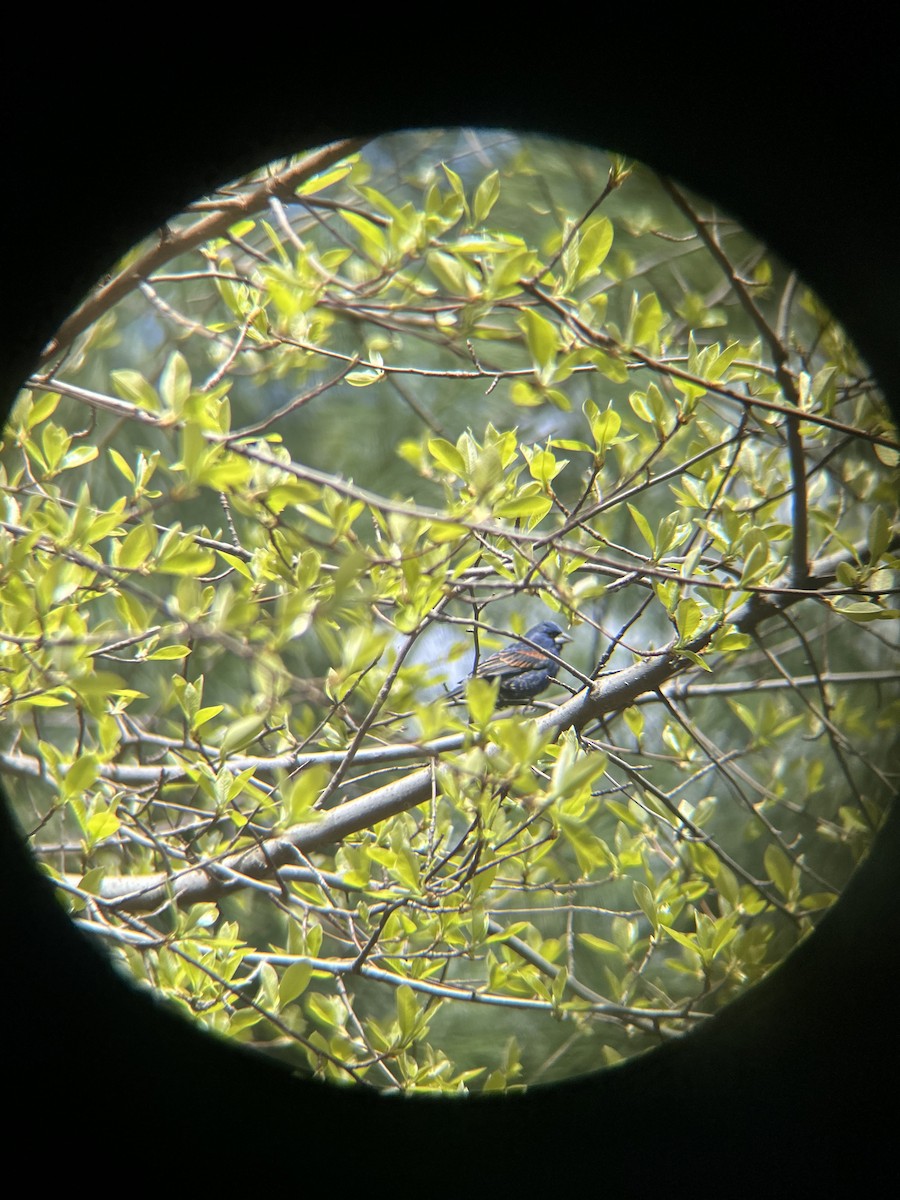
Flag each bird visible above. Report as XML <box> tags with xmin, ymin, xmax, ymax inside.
<box><xmin>449</xmin><ymin>621</ymin><xmax>572</xmax><ymax>705</ymax></box>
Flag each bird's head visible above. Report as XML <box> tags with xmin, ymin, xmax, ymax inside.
<box><xmin>528</xmin><ymin>621</ymin><xmax>572</xmax><ymax>648</ymax></box>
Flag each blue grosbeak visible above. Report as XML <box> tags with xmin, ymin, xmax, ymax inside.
<box><xmin>451</xmin><ymin>621</ymin><xmax>572</xmax><ymax>704</ymax></box>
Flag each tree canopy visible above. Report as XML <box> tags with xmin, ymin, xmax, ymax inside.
<box><xmin>1</xmin><ymin>129</ymin><xmax>897</xmax><ymax>1092</ymax></box>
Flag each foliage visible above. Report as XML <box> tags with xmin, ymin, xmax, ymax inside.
<box><xmin>1</xmin><ymin>129</ymin><xmax>898</xmax><ymax>1092</ymax></box>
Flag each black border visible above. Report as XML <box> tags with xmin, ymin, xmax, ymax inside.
<box><xmin>3</xmin><ymin>54</ymin><xmax>898</xmax><ymax>1187</ymax></box>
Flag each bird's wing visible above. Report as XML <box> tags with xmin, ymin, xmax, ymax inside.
<box><xmin>473</xmin><ymin>646</ymin><xmax>543</xmax><ymax>677</ymax></box>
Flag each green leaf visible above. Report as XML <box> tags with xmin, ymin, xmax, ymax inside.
<box><xmin>517</xmin><ymin>309</ymin><xmax>559</xmax><ymax>371</ymax></box>
<box><xmin>339</xmin><ymin>210</ymin><xmax>387</xmax><ymax>262</ymax></box>
<box><xmin>676</xmin><ymin>649</ymin><xmax>712</xmax><ymax>672</ymax></box>
<box><xmin>632</xmin><ymin>292</ymin><xmax>664</xmax><ymax>350</ymax></box>
<box><xmin>218</xmin><ymin>714</ymin><xmax>267</xmax><ymax>756</ymax></box>
<box><xmin>661</xmin><ymin>924</ymin><xmax>699</xmax><ymax>954</ymax></box>
<box><xmin>111</xmin><ymin>369</ymin><xmax>160</xmax><ymax>412</ymax></box>
<box><xmin>25</xmin><ymin>390</ymin><xmax>61</xmax><ymax>428</ymax></box>
<box><xmin>109</xmin><ymin>448</ymin><xmax>135</xmax><ymax>484</ymax></box>
<box><xmin>217</xmin><ymin>550</ymin><xmax>254</xmax><ymax>581</ymax></box>
<box><xmin>427</xmin><ymin>250</ymin><xmax>479</xmax><ymax>296</ymax></box>
<box><xmin>713</xmin><ymin>630</ymin><xmax>751</xmax><ymax>653</ymax></box>
<box><xmin>577</xmin><ymin>933</ymin><xmax>622</xmax><ymax>957</ymax></box>
<box><xmin>633</xmin><ymin>880</ymin><xmax>659</xmax><ymax>932</ymax></box>
<box><xmin>558</xmin><ymin>818</ymin><xmax>613</xmax><ymax>875</ymax></box>
<box><xmin>441</xmin><ymin>162</ymin><xmax>469</xmax><ymax>219</ymax></box>
<box><xmin>473</xmin><ymin>170</ymin><xmax>500</xmax><ymax>223</ymax></box>
<box><xmin>256</xmin><ymin>962</ymin><xmax>280</xmax><ymax>1010</ymax></box>
<box><xmin>623</xmin><ymin>706</ymin><xmax>644</xmax><ymax>738</ymax></box>
<box><xmin>42</xmin><ymin>422</ymin><xmax>70</xmax><ymax>470</ymax></box>
<box><xmin>627</xmin><ymin>503</ymin><xmax>655</xmax><ymax>554</ymax></box>
<box><xmin>147</xmin><ymin>645</ymin><xmax>191</xmax><ymax>661</ymax></box>
<box><xmin>575</xmin><ymin>216</ymin><xmax>613</xmax><ymax>284</ymax></box>
<box><xmin>115</xmin><ymin>523</ymin><xmax>157</xmax><ymax>570</ymax></box>
<box><xmin>588</xmin><ymin>348</ymin><xmax>629</xmax><ymax>383</ymax></box>
<box><xmin>835</xmin><ymin>561</ymin><xmax>858</xmax><ymax>587</ymax></box>
<box><xmin>346</xmin><ymin>367</ymin><xmax>385</xmax><ymax>387</ymax></box>
<box><xmin>464</xmin><ymin>676</ymin><xmax>499</xmax><ymax>724</ymax></box>
<box><xmin>551</xmin><ymin>966</ymin><xmax>568</xmax><ymax>1005</ymax></box>
<box><xmin>764</xmin><ymin>844</ymin><xmax>795</xmax><ymax>899</ymax></box>
<box><xmin>588</xmin><ymin>404</ymin><xmax>621</xmax><ymax>452</ymax></box>
<box><xmin>86</xmin><ymin>805</ymin><xmax>120</xmax><ymax>843</ymax></box>
<box><xmin>628</xmin><ymin>390</ymin><xmax>654</xmax><ymax>424</ymax></box>
<box><xmin>494</xmin><ymin>494</ymin><xmax>553</xmax><ymax>521</ymax></box>
<box><xmin>867</xmin><ymin>506</ymin><xmax>891</xmax><ymax>566</ymax></box>
<box><xmin>798</xmin><ymin>892</ymin><xmax>839</xmax><ymax>912</ymax></box>
<box><xmin>396</xmin><ymin>985</ymin><xmax>421</xmax><ymax>1040</ymax></box>
<box><xmin>674</xmin><ymin>598</ymin><xmax>703</xmax><ymax>643</ymax></box>
<box><xmin>62</xmin><ymin>753</ymin><xmax>100</xmax><ymax>799</ymax></box>
<box><xmin>428</xmin><ymin>438</ymin><xmax>467</xmax><ymax>477</ymax></box>
<box><xmin>159</xmin><ymin>543</ymin><xmax>217</xmax><ymax>575</ymax></box>
<box><xmin>78</xmin><ymin>867</ymin><xmax>106</xmax><ymax>897</ymax></box>
<box><xmin>192</xmin><ymin>704</ymin><xmax>224</xmax><ymax>731</ymax></box>
<box><xmin>835</xmin><ymin>601</ymin><xmax>899</xmax><ymax>622</ymax></box>
<box><xmin>297</xmin><ymin>164</ymin><xmax>353</xmax><ymax>196</ymax></box>
<box><xmin>526</xmin><ymin>448</ymin><xmax>565</xmax><ymax>485</ymax></box>
<box><xmin>24</xmin><ymin>693</ymin><xmax>69</xmax><ymax>708</ymax></box>
<box><xmin>159</xmin><ymin>352</ymin><xmax>192</xmax><ymax>412</ymax></box>
<box><xmin>279</xmin><ymin>961</ymin><xmax>313</xmax><ymax>1005</ymax></box>
<box><xmin>61</xmin><ymin>445</ymin><xmax>99</xmax><ymax>471</ymax></box>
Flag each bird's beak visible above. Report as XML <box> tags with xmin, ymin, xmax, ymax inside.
<box><xmin>557</xmin><ymin>631</ymin><xmax>573</xmax><ymax>644</ymax></box>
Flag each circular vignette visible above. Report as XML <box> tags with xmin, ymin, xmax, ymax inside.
<box><xmin>2</xmin><ymin>127</ymin><xmax>897</xmax><ymax>1098</ymax></box>
<box><xmin>2</xmin><ymin>79</ymin><xmax>899</xmax><ymax>1185</ymax></box>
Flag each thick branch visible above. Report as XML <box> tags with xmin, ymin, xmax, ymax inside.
<box><xmin>75</xmin><ymin>535</ymin><xmax>870</xmax><ymax>914</ymax></box>
<box><xmin>93</xmin><ymin>763</ymin><xmax>438</xmax><ymax>911</ymax></box>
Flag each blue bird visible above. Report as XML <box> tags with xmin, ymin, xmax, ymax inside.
<box><xmin>451</xmin><ymin>621</ymin><xmax>572</xmax><ymax>704</ymax></box>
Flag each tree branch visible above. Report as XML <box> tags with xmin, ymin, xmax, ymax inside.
<box><xmin>658</xmin><ymin>176</ymin><xmax>810</xmax><ymax>584</ymax></box>
<box><xmin>36</xmin><ymin>139</ymin><xmax>368</xmax><ymax>369</ymax></box>
<box><xmin>68</xmin><ymin>535</ymin><xmax>875</xmax><ymax>914</ymax></box>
